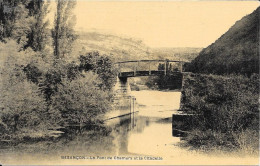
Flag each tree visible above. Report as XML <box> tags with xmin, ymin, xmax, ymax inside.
<box><xmin>10</xmin><ymin>3</ymin><xmax>33</xmax><ymax>48</ymax></box>
<box><xmin>79</xmin><ymin>52</ymin><xmax>116</xmax><ymax>90</ymax></box>
<box><xmin>52</xmin><ymin>0</ymin><xmax>77</xmax><ymax>59</ymax></box>
<box><xmin>0</xmin><ymin>40</ymin><xmax>48</xmax><ymax>135</ymax></box>
<box><xmin>50</xmin><ymin>72</ymin><xmax>110</xmax><ymax>126</ymax></box>
<box><xmin>0</xmin><ymin>0</ymin><xmax>50</xmax><ymax>51</ymax></box>
<box><xmin>24</xmin><ymin>0</ymin><xmax>50</xmax><ymax>51</ymax></box>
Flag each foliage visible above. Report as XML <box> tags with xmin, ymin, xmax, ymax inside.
<box><xmin>0</xmin><ymin>38</ymin><xmax>115</xmax><ymax>142</ymax></box>
<box><xmin>184</xmin><ymin>129</ymin><xmax>259</xmax><ymax>155</ymax></box>
<box><xmin>145</xmin><ymin>74</ymin><xmax>182</xmax><ymax>90</ymax></box>
<box><xmin>0</xmin><ymin>0</ymin><xmax>115</xmax><ymax>143</ymax></box>
<box><xmin>0</xmin><ymin>0</ymin><xmax>50</xmax><ymax>51</ymax></box>
<box><xmin>50</xmin><ymin>72</ymin><xmax>111</xmax><ymax>125</ymax></box>
<box><xmin>22</xmin><ymin>51</ymin><xmax>116</xmax><ymax>102</ymax></box>
<box><xmin>0</xmin><ymin>41</ymin><xmax>50</xmax><ymax>139</ymax></box>
<box><xmin>180</xmin><ymin>7</ymin><xmax>259</xmax><ymax>153</ymax></box>
<box><xmin>24</xmin><ymin>1</ymin><xmax>50</xmax><ymax>51</ymax></box>
<box><xmin>180</xmin><ymin>73</ymin><xmax>259</xmax><ymax>152</ymax></box>
<box><xmin>186</xmin><ymin>7</ymin><xmax>259</xmax><ymax>76</ymax></box>
<box><xmin>78</xmin><ymin>52</ymin><xmax>116</xmax><ymax>90</ymax></box>
<box><xmin>145</xmin><ymin>61</ymin><xmax>182</xmax><ymax>90</ymax></box>
<box><xmin>52</xmin><ymin>0</ymin><xmax>77</xmax><ymax>59</ymax></box>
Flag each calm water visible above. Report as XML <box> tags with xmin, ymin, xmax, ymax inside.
<box><xmin>105</xmin><ymin>90</ymin><xmax>183</xmax><ymax>157</ymax></box>
<box><xmin>0</xmin><ymin>81</ymin><xmax>258</xmax><ymax>165</ymax></box>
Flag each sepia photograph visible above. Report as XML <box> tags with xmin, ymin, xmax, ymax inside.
<box><xmin>0</xmin><ymin>0</ymin><xmax>259</xmax><ymax>165</ymax></box>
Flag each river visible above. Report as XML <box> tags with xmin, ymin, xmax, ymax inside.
<box><xmin>0</xmin><ymin>80</ymin><xmax>258</xmax><ymax>165</ymax></box>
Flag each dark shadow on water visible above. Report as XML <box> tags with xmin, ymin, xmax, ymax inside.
<box><xmin>172</xmin><ymin>129</ymin><xmax>188</xmax><ymax>137</ymax></box>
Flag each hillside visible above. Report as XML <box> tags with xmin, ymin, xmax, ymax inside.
<box><xmin>187</xmin><ymin>7</ymin><xmax>259</xmax><ymax>76</ymax></box>
<box><xmin>151</xmin><ymin>47</ymin><xmax>202</xmax><ymax>62</ymax></box>
<box><xmin>74</xmin><ymin>31</ymin><xmax>150</xmax><ymax>62</ymax></box>
<box><xmin>73</xmin><ymin>31</ymin><xmax>202</xmax><ymax>62</ymax></box>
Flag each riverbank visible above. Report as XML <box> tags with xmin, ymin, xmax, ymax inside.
<box><xmin>180</xmin><ymin>73</ymin><xmax>259</xmax><ymax>156</ymax></box>
<box><xmin>0</xmin><ymin>89</ymin><xmax>258</xmax><ymax>165</ymax></box>
<box><xmin>0</xmin><ymin>42</ymin><xmax>116</xmax><ymax>145</ymax></box>
<box><xmin>1</xmin><ymin>90</ymin><xmax>182</xmax><ymax>165</ymax></box>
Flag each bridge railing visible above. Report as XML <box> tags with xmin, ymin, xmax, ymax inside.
<box><xmin>114</xmin><ymin>60</ymin><xmax>187</xmax><ymax>77</ymax></box>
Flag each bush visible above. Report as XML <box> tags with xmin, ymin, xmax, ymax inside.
<box><xmin>78</xmin><ymin>52</ymin><xmax>116</xmax><ymax>90</ymax></box>
<box><xmin>0</xmin><ymin>41</ymin><xmax>115</xmax><ymax>142</ymax></box>
<box><xmin>180</xmin><ymin>73</ymin><xmax>259</xmax><ymax>152</ymax></box>
<box><xmin>50</xmin><ymin>71</ymin><xmax>111</xmax><ymax>126</ymax></box>
<box><xmin>0</xmin><ymin>41</ymin><xmax>49</xmax><ymax>139</ymax></box>
<box><xmin>145</xmin><ymin>73</ymin><xmax>183</xmax><ymax>90</ymax></box>
<box><xmin>185</xmin><ymin>129</ymin><xmax>236</xmax><ymax>150</ymax></box>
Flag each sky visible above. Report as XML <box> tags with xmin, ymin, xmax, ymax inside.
<box><xmin>49</xmin><ymin>1</ymin><xmax>259</xmax><ymax>48</ymax></box>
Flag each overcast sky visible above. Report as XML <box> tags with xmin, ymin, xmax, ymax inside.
<box><xmin>49</xmin><ymin>1</ymin><xmax>259</xmax><ymax>48</ymax></box>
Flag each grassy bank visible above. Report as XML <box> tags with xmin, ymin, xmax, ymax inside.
<box><xmin>180</xmin><ymin>73</ymin><xmax>259</xmax><ymax>155</ymax></box>
<box><xmin>0</xmin><ymin>124</ymin><xmax>114</xmax><ymax>156</ymax></box>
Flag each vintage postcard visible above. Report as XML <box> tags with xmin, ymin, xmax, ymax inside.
<box><xmin>0</xmin><ymin>0</ymin><xmax>259</xmax><ymax>165</ymax></box>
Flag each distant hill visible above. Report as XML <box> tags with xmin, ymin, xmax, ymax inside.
<box><xmin>151</xmin><ymin>47</ymin><xmax>202</xmax><ymax>62</ymax></box>
<box><xmin>74</xmin><ymin>31</ymin><xmax>150</xmax><ymax>62</ymax></box>
<box><xmin>73</xmin><ymin>31</ymin><xmax>203</xmax><ymax>63</ymax></box>
<box><xmin>187</xmin><ymin>7</ymin><xmax>259</xmax><ymax>76</ymax></box>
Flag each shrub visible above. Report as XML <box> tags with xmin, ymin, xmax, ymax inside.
<box><xmin>0</xmin><ymin>41</ymin><xmax>49</xmax><ymax>139</ymax></box>
<box><xmin>78</xmin><ymin>52</ymin><xmax>116</xmax><ymax>90</ymax></box>
<box><xmin>50</xmin><ymin>71</ymin><xmax>111</xmax><ymax>126</ymax></box>
<box><xmin>0</xmin><ymin>41</ymin><xmax>115</xmax><ymax>141</ymax></box>
<box><xmin>180</xmin><ymin>73</ymin><xmax>259</xmax><ymax>152</ymax></box>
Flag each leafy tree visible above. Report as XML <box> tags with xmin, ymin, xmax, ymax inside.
<box><xmin>24</xmin><ymin>0</ymin><xmax>50</xmax><ymax>51</ymax></box>
<box><xmin>52</xmin><ymin>0</ymin><xmax>77</xmax><ymax>59</ymax></box>
<box><xmin>8</xmin><ymin>3</ymin><xmax>32</xmax><ymax>48</ymax></box>
<box><xmin>50</xmin><ymin>72</ymin><xmax>110</xmax><ymax>126</ymax></box>
<box><xmin>0</xmin><ymin>41</ymin><xmax>49</xmax><ymax>136</ymax></box>
<box><xmin>79</xmin><ymin>52</ymin><xmax>116</xmax><ymax>90</ymax></box>
<box><xmin>0</xmin><ymin>0</ymin><xmax>50</xmax><ymax>51</ymax></box>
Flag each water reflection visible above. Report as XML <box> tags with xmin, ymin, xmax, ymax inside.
<box><xmin>108</xmin><ymin>114</ymin><xmax>179</xmax><ymax>156</ymax></box>
<box><xmin>1</xmin><ymin>90</ymin><xmax>258</xmax><ymax>165</ymax></box>
<box><xmin>0</xmin><ymin>76</ymin><xmax>184</xmax><ymax>163</ymax></box>
<box><xmin>106</xmin><ymin>90</ymin><xmax>182</xmax><ymax>156</ymax></box>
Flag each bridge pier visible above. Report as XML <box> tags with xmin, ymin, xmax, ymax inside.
<box><xmin>164</xmin><ymin>61</ymin><xmax>167</xmax><ymax>75</ymax></box>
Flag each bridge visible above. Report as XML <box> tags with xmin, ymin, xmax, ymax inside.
<box><xmin>107</xmin><ymin>59</ymin><xmax>187</xmax><ymax>121</ymax></box>
<box><xmin>114</xmin><ymin>59</ymin><xmax>187</xmax><ymax>79</ymax></box>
